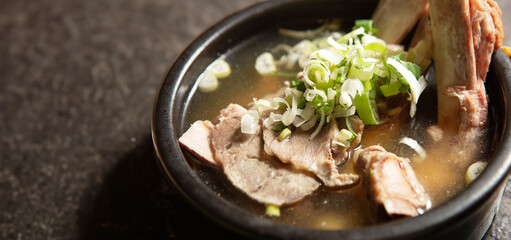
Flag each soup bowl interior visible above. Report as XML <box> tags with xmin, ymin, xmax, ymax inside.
<box><xmin>152</xmin><ymin>0</ymin><xmax>511</xmax><ymax>239</ymax></box>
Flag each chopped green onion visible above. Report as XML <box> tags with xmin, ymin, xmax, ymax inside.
<box><xmin>389</xmin><ymin>54</ymin><xmax>422</xmax><ymax>80</ymax></box>
<box><xmin>304</xmin><ymin>60</ymin><xmax>331</xmax><ymax>86</ymax></box>
<box><xmin>278</xmin><ymin>128</ymin><xmax>292</xmax><ymax>141</ymax></box>
<box><xmin>354</xmin><ymin>19</ymin><xmax>377</xmax><ymax>35</ymax></box>
<box><xmin>274</xmin><ymin>71</ymin><xmax>298</xmax><ymax>78</ymax></box>
<box><xmin>348</xmin><ymin>58</ymin><xmax>375</xmax><ymax>82</ymax></box>
<box><xmin>290</xmin><ymin>78</ymin><xmax>302</xmax><ymax>88</ymax></box>
<box><xmin>379</xmin><ymin>81</ymin><xmax>402</xmax><ymax>97</ymax></box>
<box><xmin>297</xmin><ymin>96</ymin><xmax>307</xmax><ymax>109</ymax></box>
<box><xmin>271</xmin><ymin>122</ymin><xmax>286</xmax><ymax>132</ymax></box>
<box><xmin>313</xmin><ymin>49</ymin><xmax>344</xmax><ymax>65</ymax></box>
<box><xmin>345</xmin><ymin>116</ymin><xmax>358</xmax><ymax>137</ymax></box>
<box><xmin>354</xmin><ymin>92</ymin><xmax>379</xmax><ymax>125</ymax></box>
<box><xmin>337</xmin><ymin>27</ymin><xmax>365</xmax><ymax>44</ymax></box>
<box><xmin>387</xmin><ymin>58</ymin><xmax>427</xmax><ymax>117</ymax></box>
<box><xmin>364</xmin><ymin>42</ymin><xmax>387</xmax><ymax>54</ymax></box>
<box><xmin>333</xmin><ymin>129</ymin><xmax>354</xmax><ymax>147</ymax></box>
<box><xmin>265</xmin><ymin>205</ymin><xmax>281</xmax><ymax>217</ymax></box>
<box><xmin>253</xmin><ymin>19</ymin><xmax>427</xmax><ymax>140</ymax></box>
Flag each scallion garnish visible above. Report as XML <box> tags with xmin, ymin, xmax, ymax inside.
<box><xmin>278</xmin><ymin>128</ymin><xmax>292</xmax><ymax>142</ymax></box>
<box><xmin>250</xmin><ymin>19</ymin><xmax>428</xmax><ymax>139</ymax></box>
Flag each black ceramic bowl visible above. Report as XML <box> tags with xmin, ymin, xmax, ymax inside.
<box><xmin>152</xmin><ymin>0</ymin><xmax>511</xmax><ymax>239</ymax></box>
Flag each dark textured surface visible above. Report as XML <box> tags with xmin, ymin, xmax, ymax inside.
<box><xmin>0</xmin><ymin>0</ymin><xmax>509</xmax><ymax>239</ymax></box>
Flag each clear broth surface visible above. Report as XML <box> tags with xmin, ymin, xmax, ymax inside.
<box><xmin>182</xmin><ymin>31</ymin><xmax>489</xmax><ymax>229</ymax></box>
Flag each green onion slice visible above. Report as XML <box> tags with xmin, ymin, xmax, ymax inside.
<box><xmin>354</xmin><ymin>92</ymin><xmax>379</xmax><ymax>125</ymax></box>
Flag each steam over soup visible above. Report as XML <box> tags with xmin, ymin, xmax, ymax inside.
<box><xmin>179</xmin><ymin>0</ymin><xmax>503</xmax><ymax>228</ymax></box>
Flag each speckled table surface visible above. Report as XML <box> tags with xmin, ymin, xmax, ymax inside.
<box><xmin>0</xmin><ymin>0</ymin><xmax>510</xmax><ymax>239</ymax></box>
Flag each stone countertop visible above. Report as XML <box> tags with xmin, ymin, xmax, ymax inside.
<box><xmin>0</xmin><ymin>0</ymin><xmax>509</xmax><ymax>239</ymax></box>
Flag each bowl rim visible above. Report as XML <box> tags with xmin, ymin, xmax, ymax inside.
<box><xmin>151</xmin><ymin>0</ymin><xmax>511</xmax><ymax>239</ymax></box>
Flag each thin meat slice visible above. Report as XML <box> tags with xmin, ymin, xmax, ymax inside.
<box><xmin>372</xmin><ymin>0</ymin><xmax>429</xmax><ymax>44</ymax></box>
<box><xmin>262</xmin><ymin>118</ymin><xmax>359</xmax><ymax>188</ymax></box>
<box><xmin>331</xmin><ymin>116</ymin><xmax>364</xmax><ymax>165</ymax></box>
<box><xmin>353</xmin><ymin>145</ymin><xmax>431</xmax><ymax>218</ymax></box>
<box><xmin>178</xmin><ymin>120</ymin><xmax>217</xmax><ymax>166</ymax></box>
<box><xmin>210</xmin><ymin>104</ymin><xmax>320</xmax><ymax>206</ymax></box>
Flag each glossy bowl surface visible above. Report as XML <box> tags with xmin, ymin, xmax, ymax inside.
<box><xmin>152</xmin><ymin>0</ymin><xmax>511</xmax><ymax>239</ymax></box>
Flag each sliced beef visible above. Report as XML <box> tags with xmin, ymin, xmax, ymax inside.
<box><xmin>210</xmin><ymin>104</ymin><xmax>320</xmax><ymax>206</ymax></box>
<box><xmin>353</xmin><ymin>145</ymin><xmax>430</xmax><ymax>218</ymax></box>
<box><xmin>262</xmin><ymin>117</ymin><xmax>359</xmax><ymax>188</ymax></box>
<box><xmin>178</xmin><ymin>120</ymin><xmax>217</xmax><ymax>166</ymax></box>
<box><xmin>331</xmin><ymin>116</ymin><xmax>364</xmax><ymax>165</ymax></box>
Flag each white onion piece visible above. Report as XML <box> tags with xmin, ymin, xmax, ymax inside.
<box><xmin>285</xmin><ymin>53</ymin><xmax>300</xmax><ymax>70</ymax></box>
<box><xmin>197</xmin><ymin>70</ymin><xmax>219</xmax><ymax>92</ymax></box>
<box><xmin>304</xmin><ymin>88</ymin><xmax>328</xmax><ymax>102</ymax></box>
<box><xmin>327</xmin><ymin>88</ymin><xmax>337</xmax><ymax>100</ymax></box>
<box><xmin>311</xmin><ymin>49</ymin><xmax>343</xmax><ymax>65</ymax></box>
<box><xmin>466</xmin><ymin>161</ymin><xmax>487</xmax><ymax>184</ymax></box>
<box><xmin>331</xmin><ymin>106</ymin><xmax>356</xmax><ymax>118</ymax></box>
<box><xmin>255</xmin><ymin>52</ymin><xmax>277</xmax><ymax>75</ymax></box>
<box><xmin>300</xmin><ymin>116</ymin><xmax>317</xmax><ymax>131</ymax></box>
<box><xmin>387</xmin><ymin>58</ymin><xmax>426</xmax><ymax>118</ymax></box>
<box><xmin>270</xmin><ymin>112</ymin><xmax>283</xmax><ymax>122</ymax></box>
<box><xmin>327</xmin><ymin>36</ymin><xmax>348</xmax><ymax>51</ymax></box>
<box><xmin>285</xmin><ymin>88</ymin><xmax>303</xmax><ymax>98</ymax></box>
<box><xmin>273</xmin><ymin>97</ymin><xmax>290</xmax><ymax>109</ymax></box>
<box><xmin>207</xmin><ymin>59</ymin><xmax>231</xmax><ymax>78</ymax></box>
<box><xmin>330</xmin><ymin>68</ymin><xmax>339</xmax><ymax>81</ymax></box>
<box><xmin>355</xmin><ymin>44</ymin><xmax>365</xmax><ymax>57</ymax></box>
<box><xmin>263</xmin><ymin>112</ymin><xmax>283</xmax><ymax>128</ymax></box>
<box><xmin>332</xmin><ymin>129</ymin><xmax>354</xmax><ymax>147</ymax></box>
<box><xmin>271</xmin><ymin>44</ymin><xmax>292</xmax><ymax>55</ymax></box>
<box><xmin>298</xmin><ymin>104</ymin><xmax>315</xmax><ymax>120</ymax></box>
<box><xmin>399</xmin><ymin>137</ymin><xmax>427</xmax><ymax>160</ymax></box>
<box><xmin>241</xmin><ymin>110</ymin><xmax>260</xmax><ymax>134</ymax></box>
<box><xmin>339</xmin><ymin>91</ymin><xmax>352</xmax><ymax>107</ymax></box>
<box><xmin>309</xmin><ymin>109</ymin><xmax>325</xmax><ymax>140</ymax></box>
<box><xmin>292</xmin><ymin>116</ymin><xmax>307</xmax><ymax>127</ymax></box>
<box><xmin>409</xmin><ymin>76</ymin><xmax>428</xmax><ymax>118</ymax></box>
<box><xmin>303</xmin><ymin>60</ymin><xmax>330</xmax><ymax>87</ymax></box>
<box><xmin>293</xmin><ymin>40</ymin><xmax>314</xmax><ymax>52</ymax></box>
<box><xmin>281</xmin><ymin>92</ymin><xmax>299</xmax><ymax>126</ymax></box>
<box><xmin>341</xmin><ymin>78</ymin><xmax>364</xmax><ymax>98</ymax></box>
<box><xmin>361</xmin><ymin>34</ymin><xmax>386</xmax><ymax>47</ymax></box>
<box><xmin>254</xmin><ymin>98</ymin><xmax>279</xmax><ymax>112</ymax></box>
<box><xmin>361</xmin><ymin>57</ymin><xmax>378</xmax><ymax>64</ymax></box>
<box><xmin>298</xmin><ymin>54</ymin><xmax>310</xmax><ymax>69</ymax></box>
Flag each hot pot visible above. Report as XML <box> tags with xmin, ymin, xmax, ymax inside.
<box><xmin>152</xmin><ymin>0</ymin><xmax>511</xmax><ymax>239</ymax></box>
